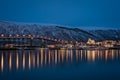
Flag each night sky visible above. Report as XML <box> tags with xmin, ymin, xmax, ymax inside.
<box><xmin>0</xmin><ymin>0</ymin><xmax>120</xmax><ymax>28</ymax></box>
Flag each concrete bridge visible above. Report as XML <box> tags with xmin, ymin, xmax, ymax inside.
<box><xmin>0</xmin><ymin>34</ymin><xmax>75</xmax><ymax>47</ymax></box>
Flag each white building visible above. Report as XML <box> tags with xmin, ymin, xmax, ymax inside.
<box><xmin>87</xmin><ymin>38</ymin><xmax>95</xmax><ymax>45</ymax></box>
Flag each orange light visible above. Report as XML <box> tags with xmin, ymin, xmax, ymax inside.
<box><xmin>9</xmin><ymin>54</ymin><xmax>12</xmax><ymax>70</ymax></box>
<box><xmin>22</xmin><ymin>54</ymin><xmax>25</xmax><ymax>69</ymax></box>
<box><xmin>16</xmin><ymin>53</ymin><xmax>19</xmax><ymax>70</ymax></box>
<box><xmin>1</xmin><ymin>54</ymin><xmax>4</xmax><ymax>72</ymax></box>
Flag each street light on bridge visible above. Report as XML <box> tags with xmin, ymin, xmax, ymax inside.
<box><xmin>16</xmin><ymin>34</ymin><xmax>19</xmax><ymax>37</ymax></box>
<box><xmin>28</xmin><ymin>35</ymin><xmax>31</xmax><ymax>37</ymax></box>
<box><xmin>23</xmin><ymin>35</ymin><xmax>25</xmax><ymax>37</ymax></box>
<box><xmin>1</xmin><ymin>34</ymin><xmax>4</xmax><ymax>37</ymax></box>
<box><xmin>9</xmin><ymin>34</ymin><xmax>12</xmax><ymax>37</ymax></box>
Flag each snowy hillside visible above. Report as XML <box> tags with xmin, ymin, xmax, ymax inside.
<box><xmin>0</xmin><ymin>21</ymin><xmax>120</xmax><ymax>42</ymax></box>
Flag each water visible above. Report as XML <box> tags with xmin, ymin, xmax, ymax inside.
<box><xmin>0</xmin><ymin>49</ymin><xmax>120</xmax><ymax>80</ymax></box>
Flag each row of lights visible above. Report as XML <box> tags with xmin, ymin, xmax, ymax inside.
<box><xmin>0</xmin><ymin>34</ymin><xmax>40</xmax><ymax>38</ymax></box>
<box><xmin>0</xmin><ymin>34</ymin><xmax>79</xmax><ymax>44</ymax></box>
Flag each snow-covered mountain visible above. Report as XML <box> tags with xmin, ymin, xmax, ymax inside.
<box><xmin>0</xmin><ymin>21</ymin><xmax>120</xmax><ymax>42</ymax></box>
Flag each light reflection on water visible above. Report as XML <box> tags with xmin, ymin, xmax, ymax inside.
<box><xmin>0</xmin><ymin>49</ymin><xmax>120</xmax><ymax>72</ymax></box>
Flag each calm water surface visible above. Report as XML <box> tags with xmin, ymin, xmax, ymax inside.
<box><xmin>0</xmin><ymin>49</ymin><xmax>120</xmax><ymax>80</ymax></box>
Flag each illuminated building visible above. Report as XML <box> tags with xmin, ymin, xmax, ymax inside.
<box><xmin>87</xmin><ymin>38</ymin><xmax>95</xmax><ymax>45</ymax></box>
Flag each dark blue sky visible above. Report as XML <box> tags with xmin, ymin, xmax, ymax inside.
<box><xmin>0</xmin><ymin>0</ymin><xmax>120</xmax><ymax>28</ymax></box>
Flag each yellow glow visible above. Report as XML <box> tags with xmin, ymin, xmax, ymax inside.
<box><xmin>87</xmin><ymin>38</ymin><xmax>95</xmax><ymax>44</ymax></box>
<box><xmin>61</xmin><ymin>49</ymin><xmax>65</xmax><ymax>54</ymax></box>
<box><xmin>55</xmin><ymin>50</ymin><xmax>57</xmax><ymax>64</ymax></box>
<box><xmin>1</xmin><ymin>54</ymin><xmax>4</xmax><ymax>72</ymax></box>
<box><xmin>28</xmin><ymin>53</ymin><xmax>31</xmax><ymax>69</ymax></box>
<box><xmin>61</xmin><ymin>51</ymin><xmax>64</xmax><ymax>62</ymax></box>
<box><xmin>45</xmin><ymin>53</ymin><xmax>47</xmax><ymax>65</ymax></box>
<box><xmin>97</xmin><ymin>50</ymin><xmax>100</xmax><ymax>60</ymax></box>
<box><xmin>87</xmin><ymin>50</ymin><xmax>95</xmax><ymax>62</ymax></box>
<box><xmin>111</xmin><ymin>50</ymin><xmax>114</xmax><ymax>60</ymax></box>
<box><xmin>66</xmin><ymin>50</ymin><xmax>68</xmax><ymax>62</ymax></box>
<box><xmin>85</xmin><ymin>50</ymin><xmax>87</xmax><ymax>59</ymax></box>
<box><xmin>9</xmin><ymin>54</ymin><xmax>12</xmax><ymax>70</ymax></box>
<box><xmin>22</xmin><ymin>54</ymin><xmax>25</xmax><ymax>69</ymax></box>
<box><xmin>58</xmin><ymin>50</ymin><xmax>60</xmax><ymax>63</ymax></box>
<box><xmin>48</xmin><ymin>51</ymin><xmax>51</xmax><ymax>64</ymax></box>
<box><xmin>51</xmin><ymin>52</ymin><xmax>55</xmax><ymax>63</ymax></box>
<box><xmin>105</xmin><ymin>50</ymin><xmax>108</xmax><ymax>61</ymax></box>
<box><xmin>80</xmin><ymin>50</ymin><xmax>83</xmax><ymax>61</ymax></box>
<box><xmin>92</xmin><ymin>51</ymin><xmax>95</xmax><ymax>62</ymax></box>
<box><xmin>33</xmin><ymin>54</ymin><xmax>35</xmax><ymax>67</ymax></box>
<box><xmin>0</xmin><ymin>49</ymin><xmax>119</xmax><ymax>71</ymax></box>
<box><xmin>99</xmin><ymin>50</ymin><xmax>103</xmax><ymax>59</ymax></box>
<box><xmin>70</xmin><ymin>50</ymin><xmax>73</xmax><ymax>62</ymax></box>
<box><xmin>37</xmin><ymin>53</ymin><xmax>39</xmax><ymax>67</ymax></box>
<box><xmin>41</xmin><ymin>51</ymin><xmax>43</xmax><ymax>66</ymax></box>
<box><xmin>76</xmin><ymin>50</ymin><xmax>78</xmax><ymax>61</ymax></box>
<box><xmin>16</xmin><ymin>53</ymin><xmax>19</xmax><ymax>70</ymax></box>
<box><xmin>87</xmin><ymin>50</ymin><xmax>91</xmax><ymax>61</ymax></box>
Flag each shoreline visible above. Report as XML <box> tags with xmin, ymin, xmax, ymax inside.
<box><xmin>0</xmin><ymin>47</ymin><xmax>119</xmax><ymax>50</ymax></box>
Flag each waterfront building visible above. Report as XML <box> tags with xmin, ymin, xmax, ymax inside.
<box><xmin>87</xmin><ymin>38</ymin><xmax>95</xmax><ymax>45</ymax></box>
<box><xmin>102</xmin><ymin>40</ymin><xmax>116</xmax><ymax>47</ymax></box>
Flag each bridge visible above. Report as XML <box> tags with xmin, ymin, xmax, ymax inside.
<box><xmin>0</xmin><ymin>34</ymin><xmax>76</xmax><ymax>47</ymax></box>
